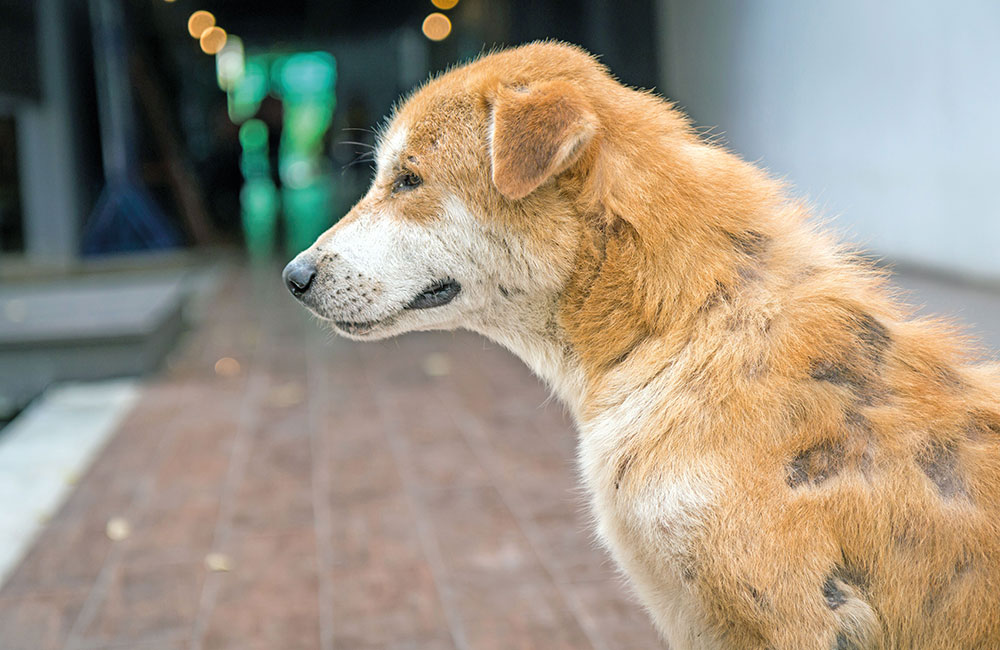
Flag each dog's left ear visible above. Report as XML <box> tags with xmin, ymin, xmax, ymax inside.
<box><xmin>489</xmin><ymin>80</ymin><xmax>598</xmax><ymax>200</ymax></box>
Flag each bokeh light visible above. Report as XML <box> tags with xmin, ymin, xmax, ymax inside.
<box><xmin>239</xmin><ymin>119</ymin><xmax>269</xmax><ymax>151</ymax></box>
<box><xmin>200</xmin><ymin>27</ymin><xmax>228</xmax><ymax>55</ymax></box>
<box><xmin>216</xmin><ymin>35</ymin><xmax>245</xmax><ymax>90</ymax></box>
<box><xmin>431</xmin><ymin>0</ymin><xmax>459</xmax><ymax>9</ymax></box>
<box><xmin>187</xmin><ymin>10</ymin><xmax>215</xmax><ymax>38</ymax></box>
<box><xmin>214</xmin><ymin>357</ymin><xmax>241</xmax><ymax>377</ymax></box>
<box><xmin>422</xmin><ymin>13</ymin><xmax>452</xmax><ymax>41</ymax></box>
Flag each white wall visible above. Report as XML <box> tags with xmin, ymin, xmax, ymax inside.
<box><xmin>658</xmin><ymin>0</ymin><xmax>1000</xmax><ymax>279</ymax></box>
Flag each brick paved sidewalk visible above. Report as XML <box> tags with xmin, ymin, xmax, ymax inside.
<box><xmin>0</xmin><ymin>267</ymin><xmax>661</xmax><ymax>650</ymax></box>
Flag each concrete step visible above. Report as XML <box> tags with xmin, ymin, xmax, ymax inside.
<box><xmin>0</xmin><ymin>267</ymin><xmax>218</xmax><ymax>417</ymax></box>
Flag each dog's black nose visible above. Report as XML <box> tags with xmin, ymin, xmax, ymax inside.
<box><xmin>283</xmin><ymin>258</ymin><xmax>316</xmax><ymax>297</ymax></box>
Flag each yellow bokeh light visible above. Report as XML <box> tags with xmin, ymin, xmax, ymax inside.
<box><xmin>200</xmin><ymin>26</ymin><xmax>227</xmax><ymax>55</ymax></box>
<box><xmin>431</xmin><ymin>0</ymin><xmax>459</xmax><ymax>9</ymax></box>
<box><xmin>422</xmin><ymin>13</ymin><xmax>452</xmax><ymax>41</ymax></box>
<box><xmin>187</xmin><ymin>10</ymin><xmax>215</xmax><ymax>38</ymax></box>
<box><xmin>214</xmin><ymin>356</ymin><xmax>241</xmax><ymax>378</ymax></box>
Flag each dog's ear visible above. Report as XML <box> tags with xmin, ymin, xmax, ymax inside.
<box><xmin>489</xmin><ymin>80</ymin><xmax>598</xmax><ymax>200</ymax></box>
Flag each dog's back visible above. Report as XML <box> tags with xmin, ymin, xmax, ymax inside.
<box><xmin>590</xmin><ymin>206</ymin><xmax>1000</xmax><ymax>648</ymax></box>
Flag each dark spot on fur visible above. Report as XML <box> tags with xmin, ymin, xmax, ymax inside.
<box><xmin>844</xmin><ymin>409</ymin><xmax>872</xmax><ymax>433</ymax></box>
<box><xmin>736</xmin><ymin>264</ymin><xmax>762</xmax><ymax>285</ymax></box>
<box><xmin>822</xmin><ymin>559</ymin><xmax>872</xmax><ymax>644</ymax></box>
<box><xmin>743</xmin><ymin>355</ymin><xmax>768</xmax><ymax>379</ymax></box>
<box><xmin>970</xmin><ymin>410</ymin><xmax>1000</xmax><ymax>439</ymax></box>
<box><xmin>787</xmin><ymin>440</ymin><xmax>845</xmax><ymax>488</ymax></box>
<box><xmin>809</xmin><ymin>312</ymin><xmax>890</xmax><ymax>405</ymax></box>
<box><xmin>934</xmin><ymin>364</ymin><xmax>965</xmax><ymax>391</ymax></box>
<box><xmin>855</xmin><ymin>312</ymin><xmax>891</xmax><ymax>362</ymax></box>
<box><xmin>746</xmin><ymin>583</ymin><xmax>768</xmax><ymax>609</ymax></box>
<box><xmin>498</xmin><ymin>285</ymin><xmax>511</xmax><ymax>298</ymax></box>
<box><xmin>809</xmin><ymin>364</ymin><xmax>884</xmax><ymax>406</ymax></box>
<box><xmin>614</xmin><ymin>454</ymin><xmax>635</xmax><ymax>489</ymax></box>
<box><xmin>726</xmin><ymin>230</ymin><xmax>770</xmax><ymax>259</ymax></box>
<box><xmin>823</xmin><ymin>576</ymin><xmax>847</xmax><ymax>609</ymax></box>
<box><xmin>700</xmin><ymin>280</ymin><xmax>731</xmax><ymax>312</ymax></box>
<box><xmin>916</xmin><ymin>439</ymin><xmax>967</xmax><ymax>500</ymax></box>
<box><xmin>844</xmin><ymin>410</ymin><xmax>875</xmax><ymax>478</ymax></box>
<box><xmin>923</xmin><ymin>551</ymin><xmax>974</xmax><ymax>613</ymax></box>
<box><xmin>809</xmin><ymin>360</ymin><xmax>866</xmax><ymax>389</ymax></box>
<box><xmin>679</xmin><ymin>556</ymin><xmax>697</xmax><ymax>582</ymax></box>
<box><xmin>891</xmin><ymin>518</ymin><xmax>927</xmax><ymax>550</ymax></box>
<box><xmin>833</xmin><ymin>553</ymin><xmax>871</xmax><ymax>594</ymax></box>
<box><xmin>610</xmin><ymin>333</ymin><xmax>648</xmax><ymax>367</ymax></box>
<box><xmin>726</xmin><ymin>230</ymin><xmax>770</xmax><ymax>290</ymax></box>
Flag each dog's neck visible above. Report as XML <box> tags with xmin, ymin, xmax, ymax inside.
<box><xmin>474</xmin><ymin>138</ymin><xmax>792</xmax><ymax>424</ymax></box>
<box><xmin>471</xmin><ymin>293</ymin><xmax>590</xmax><ymax>417</ymax></box>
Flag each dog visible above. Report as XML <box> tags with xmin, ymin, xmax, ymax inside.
<box><xmin>283</xmin><ymin>42</ymin><xmax>1000</xmax><ymax>649</ymax></box>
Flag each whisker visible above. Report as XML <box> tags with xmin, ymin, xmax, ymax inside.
<box><xmin>340</xmin><ymin>155</ymin><xmax>377</xmax><ymax>174</ymax></box>
<box><xmin>335</xmin><ymin>140</ymin><xmax>376</xmax><ymax>149</ymax></box>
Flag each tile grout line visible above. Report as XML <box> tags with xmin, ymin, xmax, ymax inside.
<box><xmin>188</xmin><ymin>369</ymin><xmax>267</xmax><ymax>650</ymax></box>
<box><xmin>187</xmin><ymin>280</ymin><xmax>274</xmax><ymax>650</ymax></box>
<box><xmin>62</xmin><ymin>403</ymin><xmax>197</xmax><ymax>650</ymax></box>
<box><xmin>361</xmin><ymin>347</ymin><xmax>471</xmax><ymax>650</ymax></box>
<box><xmin>437</xmin><ymin>382</ymin><xmax>612</xmax><ymax>650</ymax></box>
<box><xmin>306</xmin><ymin>328</ymin><xmax>336</xmax><ymax>650</ymax></box>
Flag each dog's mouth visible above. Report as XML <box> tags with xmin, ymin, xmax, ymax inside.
<box><xmin>404</xmin><ymin>278</ymin><xmax>461</xmax><ymax>310</ymax></box>
<box><xmin>333</xmin><ymin>279</ymin><xmax>461</xmax><ymax>337</ymax></box>
<box><xmin>333</xmin><ymin>319</ymin><xmax>387</xmax><ymax>336</ymax></box>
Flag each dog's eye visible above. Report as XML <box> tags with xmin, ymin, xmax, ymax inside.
<box><xmin>392</xmin><ymin>171</ymin><xmax>422</xmax><ymax>193</ymax></box>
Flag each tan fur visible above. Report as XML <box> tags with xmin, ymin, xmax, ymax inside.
<box><xmin>301</xmin><ymin>42</ymin><xmax>1000</xmax><ymax>649</ymax></box>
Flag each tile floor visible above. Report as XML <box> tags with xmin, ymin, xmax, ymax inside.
<box><xmin>0</xmin><ymin>266</ymin><xmax>662</xmax><ymax>650</ymax></box>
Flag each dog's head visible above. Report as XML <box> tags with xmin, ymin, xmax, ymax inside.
<box><xmin>283</xmin><ymin>42</ymin><xmax>607</xmax><ymax>340</ymax></box>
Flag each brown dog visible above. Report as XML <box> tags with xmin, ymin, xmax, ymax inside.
<box><xmin>283</xmin><ymin>42</ymin><xmax>1000</xmax><ymax>649</ymax></box>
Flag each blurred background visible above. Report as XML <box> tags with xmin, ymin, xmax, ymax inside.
<box><xmin>0</xmin><ymin>1</ymin><xmax>997</xmax><ymax>649</ymax></box>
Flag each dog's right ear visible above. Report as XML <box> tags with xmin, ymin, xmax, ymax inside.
<box><xmin>489</xmin><ymin>80</ymin><xmax>598</xmax><ymax>200</ymax></box>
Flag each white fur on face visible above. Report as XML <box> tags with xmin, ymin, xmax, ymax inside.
<box><xmin>376</xmin><ymin>126</ymin><xmax>408</xmax><ymax>178</ymax></box>
<box><xmin>297</xmin><ymin>116</ymin><xmax>538</xmax><ymax>339</ymax></box>
<box><xmin>305</xmin><ymin>195</ymin><xmax>491</xmax><ymax>338</ymax></box>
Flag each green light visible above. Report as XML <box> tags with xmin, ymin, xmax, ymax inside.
<box><xmin>273</xmin><ymin>52</ymin><xmax>336</xmax><ymax>99</ymax></box>
<box><xmin>239</xmin><ymin>119</ymin><xmax>268</xmax><ymax>150</ymax></box>
<box><xmin>227</xmin><ymin>59</ymin><xmax>269</xmax><ymax>123</ymax></box>
<box><xmin>241</xmin><ymin>178</ymin><xmax>279</xmax><ymax>258</ymax></box>
<box><xmin>240</xmin><ymin>152</ymin><xmax>270</xmax><ymax>180</ymax></box>
<box><xmin>283</xmin><ymin>180</ymin><xmax>334</xmax><ymax>255</ymax></box>
<box><xmin>242</xmin><ymin>178</ymin><xmax>278</xmax><ymax>215</ymax></box>
<box><xmin>281</xmin><ymin>102</ymin><xmax>333</xmax><ymax>152</ymax></box>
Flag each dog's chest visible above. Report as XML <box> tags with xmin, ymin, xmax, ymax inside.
<box><xmin>576</xmin><ymin>379</ymin><xmax>723</xmax><ymax>538</ymax></box>
<box><xmin>577</xmin><ymin>409</ymin><xmax>725</xmax><ymax>649</ymax></box>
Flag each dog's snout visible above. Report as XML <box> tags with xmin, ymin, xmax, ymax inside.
<box><xmin>283</xmin><ymin>258</ymin><xmax>317</xmax><ymax>298</ymax></box>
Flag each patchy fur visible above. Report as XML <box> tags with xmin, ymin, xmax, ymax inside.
<box><xmin>286</xmin><ymin>42</ymin><xmax>1000</xmax><ymax>649</ymax></box>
